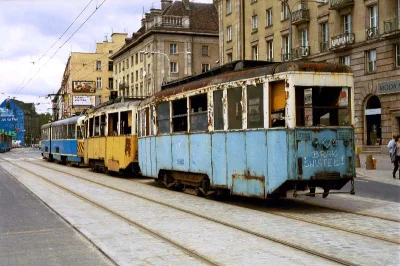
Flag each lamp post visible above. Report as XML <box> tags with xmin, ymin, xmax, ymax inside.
<box><xmin>281</xmin><ymin>0</ymin><xmax>327</xmax><ymax>61</ymax></box>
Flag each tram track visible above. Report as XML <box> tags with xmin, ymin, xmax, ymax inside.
<box><xmin>28</xmin><ymin>158</ymin><xmax>400</xmax><ymax>245</ymax></box>
<box><xmin>1</xmin><ymin>156</ymin><xmax>399</xmax><ymax>265</ymax></box>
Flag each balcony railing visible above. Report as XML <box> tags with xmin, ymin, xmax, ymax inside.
<box><xmin>331</xmin><ymin>33</ymin><xmax>355</xmax><ymax>49</ymax></box>
<box><xmin>281</xmin><ymin>50</ymin><xmax>292</xmax><ymax>61</ymax></box>
<box><xmin>292</xmin><ymin>46</ymin><xmax>310</xmax><ymax>59</ymax></box>
<box><xmin>330</xmin><ymin>0</ymin><xmax>354</xmax><ymax>10</ymax></box>
<box><xmin>291</xmin><ymin>8</ymin><xmax>310</xmax><ymax>25</ymax></box>
<box><xmin>162</xmin><ymin>15</ymin><xmax>183</xmax><ymax>27</ymax></box>
<box><xmin>384</xmin><ymin>17</ymin><xmax>400</xmax><ymax>34</ymax></box>
<box><xmin>119</xmin><ymin>82</ymin><xmax>128</xmax><ymax>90</ymax></box>
<box><xmin>320</xmin><ymin>41</ymin><xmax>329</xmax><ymax>52</ymax></box>
<box><xmin>366</xmin><ymin>27</ymin><xmax>379</xmax><ymax>40</ymax></box>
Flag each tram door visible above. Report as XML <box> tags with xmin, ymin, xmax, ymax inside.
<box><xmin>365</xmin><ymin>96</ymin><xmax>381</xmax><ymax>146</ymax></box>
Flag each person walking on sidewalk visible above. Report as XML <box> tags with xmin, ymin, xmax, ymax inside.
<box><xmin>388</xmin><ymin>135</ymin><xmax>397</xmax><ymax>170</ymax></box>
<box><xmin>390</xmin><ymin>135</ymin><xmax>400</xmax><ymax>179</ymax></box>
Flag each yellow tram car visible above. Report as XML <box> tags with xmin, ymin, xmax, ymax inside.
<box><xmin>83</xmin><ymin>99</ymin><xmax>141</xmax><ymax>174</ymax></box>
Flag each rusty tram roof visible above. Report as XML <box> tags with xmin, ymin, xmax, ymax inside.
<box><xmin>155</xmin><ymin>60</ymin><xmax>352</xmax><ymax>100</ymax></box>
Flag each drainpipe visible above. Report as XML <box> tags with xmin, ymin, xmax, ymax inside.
<box><xmin>241</xmin><ymin>0</ymin><xmax>245</xmax><ymax>60</ymax></box>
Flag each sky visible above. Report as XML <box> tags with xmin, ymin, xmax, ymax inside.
<box><xmin>0</xmin><ymin>0</ymin><xmax>213</xmax><ymax>114</ymax></box>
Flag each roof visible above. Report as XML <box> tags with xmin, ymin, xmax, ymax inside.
<box><xmin>149</xmin><ymin>60</ymin><xmax>353</xmax><ymax>100</ymax></box>
<box><xmin>110</xmin><ymin>0</ymin><xmax>218</xmax><ymax>59</ymax></box>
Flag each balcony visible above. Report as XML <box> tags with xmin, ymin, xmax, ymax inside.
<box><xmin>330</xmin><ymin>0</ymin><xmax>354</xmax><ymax>10</ymax></box>
<box><xmin>291</xmin><ymin>9</ymin><xmax>310</xmax><ymax>25</ymax></box>
<box><xmin>383</xmin><ymin>17</ymin><xmax>400</xmax><ymax>34</ymax></box>
<box><xmin>281</xmin><ymin>49</ymin><xmax>292</xmax><ymax>61</ymax></box>
<box><xmin>292</xmin><ymin>46</ymin><xmax>310</xmax><ymax>59</ymax></box>
<box><xmin>119</xmin><ymin>82</ymin><xmax>128</xmax><ymax>90</ymax></box>
<box><xmin>162</xmin><ymin>15</ymin><xmax>183</xmax><ymax>27</ymax></box>
<box><xmin>331</xmin><ymin>33</ymin><xmax>355</xmax><ymax>49</ymax></box>
<box><xmin>320</xmin><ymin>41</ymin><xmax>329</xmax><ymax>52</ymax></box>
<box><xmin>365</xmin><ymin>27</ymin><xmax>379</xmax><ymax>40</ymax></box>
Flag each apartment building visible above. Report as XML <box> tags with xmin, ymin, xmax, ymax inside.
<box><xmin>110</xmin><ymin>0</ymin><xmax>219</xmax><ymax>99</ymax></box>
<box><xmin>216</xmin><ymin>0</ymin><xmax>400</xmax><ymax>151</ymax></box>
<box><xmin>55</xmin><ymin>33</ymin><xmax>127</xmax><ymax>119</ymax></box>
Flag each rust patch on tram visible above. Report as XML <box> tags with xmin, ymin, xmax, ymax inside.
<box><xmin>125</xmin><ymin>138</ymin><xmax>131</xmax><ymax>156</ymax></box>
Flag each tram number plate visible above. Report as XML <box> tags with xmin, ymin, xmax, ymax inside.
<box><xmin>337</xmin><ymin>131</ymin><xmax>352</xmax><ymax>140</ymax></box>
<box><xmin>296</xmin><ymin>131</ymin><xmax>311</xmax><ymax>141</ymax></box>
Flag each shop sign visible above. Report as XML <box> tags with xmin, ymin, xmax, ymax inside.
<box><xmin>365</xmin><ymin>108</ymin><xmax>381</xmax><ymax>115</ymax></box>
<box><xmin>72</xmin><ymin>96</ymin><xmax>96</xmax><ymax>106</ymax></box>
<box><xmin>377</xmin><ymin>80</ymin><xmax>400</xmax><ymax>95</ymax></box>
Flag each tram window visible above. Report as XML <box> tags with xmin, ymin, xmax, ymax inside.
<box><xmin>120</xmin><ymin>111</ymin><xmax>132</xmax><ymax>135</ymax></box>
<box><xmin>228</xmin><ymin>87</ymin><xmax>242</xmax><ymax>129</ymax></box>
<box><xmin>89</xmin><ymin>118</ymin><xmax>94</xmax><ymax>137</ymax></box>
<box><xmin>68</xmin><ymin>124</ymin><xmax>76</xmax><ymax>139</ymax></box>
<box><xmin>149</xmin><ymin>106</ymin><xmax>154</xmax><ymax>136</ymax></box>
<box><xmin>77</xmin><ymin>126</ymin><xmax>83</xmax><ymax>139</ymax></box>
<box><xmin>94</xmin><ymin>116</ymin><xmax>100</xmax><ymax>136</ymax></box>
<box><xmin>108</xmin><ymin>113</ymin><xmax>118</xmax><ymax>136</ymax></box>
<box><xmin>247</xmin><ymin>84</ymin><xmax>264</xmax><ymax>129</ymax></box>
<box><xmin>172</xmin><ymin>98</ymin><xmax>187</xmax><ymax>132</ymax></box>
<box><xmin>295</xmin><ymin>87</ymin><xmax>350</xmax><ymax>126</ymax></box>
<box><xmin>270</xmin><ymin>81</ymin><xmax>286</xmax><ymax>127</ymax></box>
<box><xmin>213</xmin><ymin>90</ymin><xmax>223</xmax><ymax>130</ymax></box>
<box><xmin>145</xmin><ymin>107</ymin><xmax>150</xmax><ymax>136</ymax></box>
<box><xmin>100</xmin><ymin>114</ymin><xmax>106</xmax><ymax>136</ymax></box>
<box><xmin>156</xmin><ymin>102</ymin><xmax>170</xmax><ymax>134</ymax></box>
<box><xmin>190</xmin><ymin>94</ymin><xmax>208</xmax><ymax>132</ymax></box>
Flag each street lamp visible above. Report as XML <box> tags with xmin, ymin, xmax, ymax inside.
<box><xmin>281</xmin><ymin>0</ymin><xmax>327</xmax><ymax>61</ymax></box>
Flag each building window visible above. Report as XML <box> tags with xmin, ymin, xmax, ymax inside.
<box><xmin>281</xmin><ymin>2</ymin><xmax>289</xmax><ymax>20</ymax></box>
<box><xmin>340</xmin><ymin>55</ymin><xmax>351</xmax><ymax>66</ymax></box>
<box><xmin>170</xmin><ymin>43</ymin><xmax>178</xmax><ymax>55</ymax></box>
<box><xmin>135</xmin><ymin>53</ymin><xmax>138</xmax><ymax>64</ymax></box>
<box><xmin>148</xmin><ymin>64</ymin><xmax>151</xmax><ymax>75</ymax></box>
<box><xmin>127</xmin><ymin>74</ymin><xmax>130</xmax><ymax>86</ymax></box>
<box><xmin>108</xmin><ymin>78</ymin><xmax>113</xmax><ymax>89</ymax></box>
<box><xmin>131</xmin><ymin>72</ymin><xmax>134</xmax><ymax>83</ymax></box>
<box><xmin>170</xmin><ymin>62</ymin><xmax>178</xmax><ymax>73</ymax></box>
<box><xmin>96</xmin><ymin>60</ymin><xmax>101</xmax><ymax>70</ymax></box>
<box><xmin>252</xmin><ymin>15</ymin><xmax>258</xmax><ymax>31</ymax></box>
<box><xmin>300</xmin><ymin>29</ymin><xmax>308</xmax><ymax>47</ymax></box>
<box><xmin>202</xmin><ymin>45</ymin><xmax>209</xmax><ymax>56</ymax></box>
<box><xmin>320</xmin><ymin>23</ymin><xmax>329</xmax><ymax>52</ymax></box>
<box><xmin>227</xmin><ymin>25</ymin><xmax>232</xmax><ymax>41</ymax></box>
<box><xmin>252</xmin><ymin>45</ymin><xmax>258</xmax><ymax>60</ymax></box>
<box><xmin>147</xmin><ymin>45</ymin><xmax>151</xmax><ymax>57</ymax></box>
<box><xmin>136</xmin><ymin>70</ymin><xmax>139</xmax><ymax>81</ymax></box>
<box><xmin>343</xmin><ymin>14</ymin><xmax>351</xmax><ymax>33</ymax></box>
<box><xmin>396</xmin><ymin>44</ymin><xmax>400</xmax><ymax>68</ymax></box>
<box><xmin>227</xmin><ymin>52</ymin><xmax>233</xmax><ymax>63</ymax></box>
<box><xmin>226</xmin><ymin>0</ymin><xmax>231</xmax><ymax>14</ymax></box>
<box><xmin>369</xmin><ymin>5</ymin><xmax>378</xmax><ymax>28</ymax></box>
<box><xmin>96</xmin><ymin>77</ymin><xmax>102</xmax><ymax>89</ymax></box>
<box><xmin>267</xmin><ymin>40</ymin><xmax>273</xmax><ymax>61</ymax></box>
<box><xmin>140</xmin><ymin>52</ymin><xmax>143</xmax><ymax>62</ymax></box>
<box><xmin>266</xmin><ymin>8</ymin><xmax>273</xmax><ymax>27</ymax></box>
<box><xmin>366</xmin><ymin>49</ymin><xmax>376</xmax><ymax>73</ymax></box>
<box><xmin>201</xmin><ymin>64</ymin><xmax>210</xmax><ymax>73</ymax></box>
<box><xmin>131</xmin><ymin>56</ymin><xmax>134</xmax><ymax>67</ymax></box>
<box><xmin>119</xmin><ymin>62</ymin><xmax>121</xmax><ymax>73</ymax></box>
<box><xmin>140</xmin><ymin>68</ymin><xmax>143</xmax><ymax>79</ymax></box>
<box><xmin>282</xmin><ymin>35</ymin><xmax>290</xmax><ymax>61</ymax></box>
<box><xmin>108</xmin><ymin>61</ymin><xmax>113</xmax><ymax>71</ymax></box>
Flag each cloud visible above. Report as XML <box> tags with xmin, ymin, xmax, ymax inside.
<box><xmin>0</xmin><ymin>0</ymin><xmax>213</xmax><ymax>114</ymax></box>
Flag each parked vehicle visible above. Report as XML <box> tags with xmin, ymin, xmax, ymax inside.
<box><xmin>0</xmin><ymin>132</ymin><xmax>12</xmax><ymax>152</ymax></box>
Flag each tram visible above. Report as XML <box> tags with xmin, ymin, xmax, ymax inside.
<box><xmin>83</xmin><ymin>99</ymin><xmax>141</xmax><ymax>173</ymax></box>
<box><xmin>0</xmin><ymin>132</ymin><xmax>12</xmax><ymax>152</ymax></box>
<box><xmin>137</xmin><ymin>60</ymin><xmax>356</xmax><ymax>198</ymax></box>
<box><xmin>40</xmin><ymin>115</ymin><xmax>85</xmax><ymax>165</ymax></box>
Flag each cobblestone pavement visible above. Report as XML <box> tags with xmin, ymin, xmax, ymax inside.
<box><xmin>4</xmin><ymin>156</ymin><xmax>400</xmax><ymax>266</ymax></box>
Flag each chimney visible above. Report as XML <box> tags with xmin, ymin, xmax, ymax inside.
<box><xmin>161</xmin><ymin>0</ymin><xmax>172</xmax><ymax>10</ymax></box>
<box><xmin>183</xmin><ymin>0</ymin><xmax>190</xmax><ymax>10</ymax></box>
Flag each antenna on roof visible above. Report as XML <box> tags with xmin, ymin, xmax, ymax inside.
<box><xmin>104</xmin><ymin>33</ymin><xmax>108</xmax><ymax>42</ymax></box>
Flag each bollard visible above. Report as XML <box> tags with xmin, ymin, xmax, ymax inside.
<box><xmin>372</xmin><ymin>157</ymin><xmax>377</xmax><ymax>169</ymax></box>
<box><xmin>365</xmin><ymin>154</ymin><xmax>373</xmax><ymax>170</ymax></box>
<box><xmin>355</xmin><ymin>154</ymin><xmax>361</xmax><ymax>168</ymax></box>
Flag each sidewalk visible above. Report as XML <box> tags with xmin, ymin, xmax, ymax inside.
<box><xmin>356</xmin><ymin>154</ymin><xmax>400</xmax><ymax>186</ymax></box>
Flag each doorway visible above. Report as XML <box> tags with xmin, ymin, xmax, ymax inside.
<box><xmin>365</xmin><ymin>95</ymin><xmax>381</xmax><ymax>145</ymax></box>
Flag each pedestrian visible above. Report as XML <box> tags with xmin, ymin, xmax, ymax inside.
<box><xmin>388</xmin><ymin>135</ymin><xmax>396</xmax><ymax>169</ymax></box>
<box><xmin>389</xmin><ymin>135</ymin><xmax>400</xmax><ymax>179</ymax></box>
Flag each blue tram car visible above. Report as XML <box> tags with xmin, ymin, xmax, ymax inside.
<box><xmin>0</xmin><ymin>132</ymin><xmax>12</xmax><ymax>152</ymax></box>
<box><xmin>41</xmin><ymin>116</ymin><xmax>85</xmax><ymax>165</ymax></box>
<box><xmin>137</xmin><ymin>61</ymin><xmax>356</xmax><ymax>198</ymax></box>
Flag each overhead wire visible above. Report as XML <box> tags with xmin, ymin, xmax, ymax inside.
<box><xmin>12</xmin><ymin>0</ymin><xmax>94</xmax><ymax>96</ymax></box>
<box><xmin>13</xmin><ymin>0</ymin><xmax>107</xmax><ymax>97</ymax></box>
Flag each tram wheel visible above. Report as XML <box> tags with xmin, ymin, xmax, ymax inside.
<box><xmin>322</xmin><ymin>188</ymin><xmax>330</xmax><ymax>198</ymax></box>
